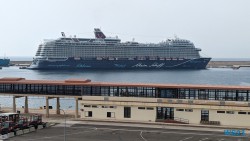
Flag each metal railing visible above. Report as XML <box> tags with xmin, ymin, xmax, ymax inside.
<box><xmin>200</xmin><ymin>120</ymin><xmax>220</xmax><ymax>125</ymax></box>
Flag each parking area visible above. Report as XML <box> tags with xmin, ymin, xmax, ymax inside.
<box><xmin>8</xmin><ymin>123</ymin><xmax>249</xmax><ymax>141</ymax></box>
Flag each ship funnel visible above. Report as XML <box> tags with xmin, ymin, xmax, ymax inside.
<box><xmin>94</xmin><ymin>28</ymin><xmax>106</xmax><ymax>39</ymax></box>
<box><xmin>61</xmin><ymin>32</ymin><xmax>66</xmax><ymax>37</ymax></box>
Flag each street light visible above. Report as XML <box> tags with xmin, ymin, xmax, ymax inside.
<box><xmin>60</xmin><ymin>106</ymin><xmax>72</xmax><ymax>141</ymax></box>
<box><xmin>60</xmin><ymin>109</ymin><xmax>66</xmax><ymax>141</ymax></box>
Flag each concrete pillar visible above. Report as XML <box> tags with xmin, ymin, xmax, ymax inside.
<box><xmin>24</xmin><ymin>96</ymin><xmax>29</xmax><ymax>113</ymax></box>
<box><xmin>13</xmin><ymin>96</ymin><xmax>16</xmax><ymax>113</ymax></box>
<box><xmin>56</xmin><ymin>97</ymin><xmax>60</xmax><ymax>115</ymax></box>
<box><xmin>75</xmin><ymin>97</ymin><xmax>79</xmax><ymax>118</ymax></box>
<box><xmin>46</xmin><ymin>96</ymin><xmax>49</xmax><ymax>118</ymax></box>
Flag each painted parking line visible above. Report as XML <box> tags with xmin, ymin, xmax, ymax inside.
<box><xmin>140</xmin><ymin>131</ymin><xmax>147</xmax><ymax>141</ymax></box>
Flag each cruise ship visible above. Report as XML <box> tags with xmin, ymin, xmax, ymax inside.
<box><xmin>29</xmin><ymin>28</ymin><xmax>211</xmax><ymax>70</ymax></box>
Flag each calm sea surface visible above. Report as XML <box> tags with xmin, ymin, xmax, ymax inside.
<box><xmin>0</xmin><ymin>66</ymin><xmax>250</xmax><ymax>110</ymax></box>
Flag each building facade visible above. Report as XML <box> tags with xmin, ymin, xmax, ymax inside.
<box><xmin>79</xmin><ymin>85</ymin><xmax>250</xmax><ymax>127</ymax></box>
<box><xmin>0</xmin><ymin>78</ymin><xmax>249</xmax><ymax>127</ymax></box>
<box><xmin>80</xmin><ymin>96</ymin><xmax>250</xmax><ymax>127</ymax></box>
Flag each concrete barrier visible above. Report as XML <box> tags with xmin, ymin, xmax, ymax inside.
<box><xmin>8</xmin><ymin>132</ymin><xmax>15</xmax><ymax>138</ymax></box>
<box><xmin>37</xmin><ymin>125</ymin><xmax>43</xmax><ymax>130</ymax></box>
<box><xmin>46</xmin><ymin>122</ymin><xmax>50</xmax><ymax>127</ymax></box>
<box><xmin>49</xmin><ymin>123</ymin><xmax>56</xmax><ymax>126</ymax></box>
<box><xmin>23</xmin><ymin>129</ymin><xmax>30</xmax><ymax>134</ymax></box>
<box><xmin>0</xmin><ymin>134</ymin><xmax>9</xmax><ymax>140</ymax></box>
<box><xmin>16</xmin><ymin>130</ymin><xmax>24</xmax><ymax>136</ymax></box>
<box><xmin>29</xmin><ymin>127</ymin><xmax>35</xmax><ymax>132</ymax></box>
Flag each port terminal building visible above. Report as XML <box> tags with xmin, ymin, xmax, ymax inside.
<box><xmin>0</xmin><ymin>77</ymin><xmax>250</xmax><ymax>127</ymax></box>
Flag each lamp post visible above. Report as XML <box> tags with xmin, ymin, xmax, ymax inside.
<box><xmin>60</xmin><ymin>109</ymin><xmax>66</xmax><ymax>141</ymax></box>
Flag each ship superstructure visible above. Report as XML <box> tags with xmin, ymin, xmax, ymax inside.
<box><xmin>29</xmin><ymin>28</ymin><xmax>211</xmax><ymax>69</ymax></box>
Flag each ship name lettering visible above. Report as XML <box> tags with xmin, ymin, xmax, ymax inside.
<box><xmin>132</xmin><ymin>63</ymin><xmax>148</xmax><ymax>67</ymax></box>
<box><xmin>150</xmin><ymin>63</ymin><xmax>165</xmax><ymax>68</ymax></box>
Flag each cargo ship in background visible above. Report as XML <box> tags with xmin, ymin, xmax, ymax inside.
<box><xmin>29</xmin><ymin>28</ymin><xmax>211</xmax><ymax>70</ymax></box>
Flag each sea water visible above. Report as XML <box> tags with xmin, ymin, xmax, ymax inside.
<box><xmin>0</xmin><ymin>66</ymin><xmax>249</xmax><ymax>110</ymax></box>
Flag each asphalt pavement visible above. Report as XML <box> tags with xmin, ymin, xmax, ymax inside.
<box><xmin>8</xmin><ymin>122</ymin><xmax>249</xmax><ymax>141</ymax></box>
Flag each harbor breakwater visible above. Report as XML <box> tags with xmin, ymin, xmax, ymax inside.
<box><xmin>207</xmin><ymin>61</ymin><xmax>250</xmax><ymax>68</ymax></box>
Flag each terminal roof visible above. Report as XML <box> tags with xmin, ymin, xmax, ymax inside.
<box><xmin>0</xmin><ymin>77</ymin><xmax>249</xmax><ymax>90</ymax></box>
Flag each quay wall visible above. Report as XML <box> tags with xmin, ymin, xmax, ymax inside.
<box><xmin>10</xmin><ymin>61</ymin><xmax>32</xmax><ymax>66</ymax></box>
<box><xmin>207</xmin><ymin>61</ymin><xmax>250</xmax><ymax>68</ymax></box>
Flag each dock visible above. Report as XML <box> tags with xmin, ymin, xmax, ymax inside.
<box><xmin>10</xmin><ymin>61</ymin><xmax>32</xmax><ymax>66</ymax></box>
<box><xmin>231</xmin><ymin>65</ymin><xmax>250</xmax><ymax>69</ymax></box>
<box><xmin>207</xmin><ymin>61</ymin><xmax>250</xmax><ymax>68</ymax></box>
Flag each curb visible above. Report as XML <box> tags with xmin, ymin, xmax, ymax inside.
<box><xmin>73</xmin><ymin>119</ymin><xmax>250</xmax><ymax>131</ymax></box>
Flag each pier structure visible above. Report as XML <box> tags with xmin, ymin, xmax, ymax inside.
<box><xmin>232</xmin><ymin>65</ymin><xmax>250</xmax><ymax>69</ymax></box>
<box><xmin>207</xmin><ymin>61</ymin><xmax>250</xmax><ymax>68</ymax></box>
<box><xmin>10</xmin><ymin>95</ymin><xmax>81</xmax><ymax>118</ymax></box>
<box><xmin>0</xmin><ymin>77</ymin><xmax>250</xmax><ymax>127</ymax></box>
<box><xmin>0</xmin><ymin>77</ymin><xmax>84</xmax><ymax>118</ymax></box>
<box><xmin>12</xmin><ymin>96</ymin><xmax>29</xmax><ymax>113</ymax></box>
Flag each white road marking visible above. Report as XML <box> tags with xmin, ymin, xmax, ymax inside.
<box><xmin>76</xmin><ymin>121</ymin><xmax>225</xmax><ymax>132</ymax></box>
<box><xmin>140</xmin><ymin>131</ymin><xmax>147</xmax><ymax>141</ymax></box>
<box><xmin>70</xmin><ymin>126</ymin><xmax>245</xmax><ymax>138</ymax></box>
<box><xmin>179</xmin><ymin>136</ymin><xmax>193</xmax><ymax>141</ymax></box>
<box><xmin>199</xmin><ymin>138</ymin><xmax>208</xmax><ymax>141</ymax></box>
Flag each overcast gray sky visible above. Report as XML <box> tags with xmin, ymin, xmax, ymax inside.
<box><xmin>0</xmin><ymin>0</ymin><xmax>249</xmax><ymax>58</ymax></box>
